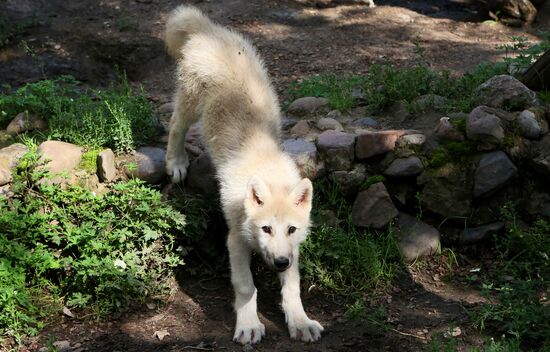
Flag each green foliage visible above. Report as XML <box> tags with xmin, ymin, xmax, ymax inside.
<box><xmin>498</xmin><ymin>32</ymin><xmax>550</xmax><ymax>72</ymax></box>
<box><xmin>301</xmin><ymin>179</ymin><xmax>401</xmax><ymax>294</ymax></box>
<box><xmin>472</xmin><ymin>205</ymin><xmax>550</xmax><ymax>349</ymax></box>
<box><xmin>0</xmin><ymin>144</ymin><xmax>186</xmax><ymax>340</ymax></box>
<box><xmin>360</xmin><ymin>174</ymin><xmax>386</xmax><ymax>191</ymax></box>
<box><xmin>78</xmin><ymin>149</ymin><xmax>101</xmax><ymax>174</ymax></box>
<box><xmin>0</xmin><ymin>76</ymin><xmax>157</xmax><ymax>153</ymax></box>
<box><xmin>290</xmin><ymin>61</ymin><xmax>507</xmax><ymax>114</ymax></box>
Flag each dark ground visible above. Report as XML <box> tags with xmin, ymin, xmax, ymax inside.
<box><xmin>1</xmin><ymin>0</ymin><xmax>549</xmax><ymax>351</ymax></box>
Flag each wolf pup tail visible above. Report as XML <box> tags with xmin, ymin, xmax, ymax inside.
<box><xmin>164</xmin><ymin>6</ymin><xmax>217</xmax><ymax>59</ymax></box>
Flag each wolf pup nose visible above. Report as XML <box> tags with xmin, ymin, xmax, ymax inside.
<box><xmin>164</xmin><ymin>5</ymin><xmax>323</xmax><ymax>345</ymax></box>
<box><xmin>274</xmin><ymin>256</ymin><xmax>290</xmax><ymax>271</ymax></box>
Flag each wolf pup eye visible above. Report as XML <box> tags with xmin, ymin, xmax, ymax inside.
<box><xmin>288</xmin><ymin>226</ymin><xmax>296</xmax><ymax>235</ymax></box>
<box><xmin>261</xmin><ymin>226</ymin><xmax>272</xmax><ymax>234</ymax></box>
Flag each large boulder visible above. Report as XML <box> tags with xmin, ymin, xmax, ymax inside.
<box><xmin>0</xmin><ymin>143</ymin><xmax>28</xmax><ymax>186</ymax></box>
<box><xmin>316</xmin><ymin>130</ymin><xmax>356</xmax><ymax>171</ymax></box>
<box><xmin>330</xmin><ymin>164</ymin><xmax>366</xmax><ymax>198</ymax></box>
<box><xmin>475</xmin><ymin>75</ymin><xmax>539</xmax><ymax>110</ymax></box>
<box><xmin>397</xmin><ymin>213</ymin><xmax>441</xmax><ymax>262</ymax></box>
<box><xmin>384</xmin><ymin>156</ymin><xmax>424</xmax><ymax>177</ymax></box>
<box><xmin>529</xmin><ymin>135</ymin><xmax>550</xmax><ymax>178</ymax></box>
<box><xmin>351</xmin><ymin>182</ymin><xmax>398</xmax><ymax>229</ymax></box>
<box><xmin>473</xmin><ymin>151</ymin><xmax>518</xmax><ymax>198</ymax></box>
<box><xmin>418</xmin><ymin>162</ymin><xmax>473</xmax><ymax>218</ymax></box>
<box><xmin>459</xmin><ymin>222</ymin><xmax>505</xmax><ymax>245</ymax></box>
<box><xmin>517</xmin><ymin>110</ymin><xmax>542</xmax><ymax>139</ymax></box>
<box><xmin>38</xmin><ymin>141</ymin><xmax>82</xmax><ymax>175</ymax></box>
<box><xmin>97</xmin><ymin>148</ymin><xmax>117</xmax><ymax>182</ymax></box>
<box><xmin>6</xmin><ymin>112</ymin><xmax>47</xmax><ymax>135</ymax></box>
<box><xmin>466</xmin><ymin>106</ymin><xmax>505</xmax><ymax>146</ymax></box>
<box><xmin>355</xmin><ymin>130</ymin><xmax>408</xmax><ymax>159</ymax></box>
<box><xmin>287</xmin><ymin>97</ymin><xmax>329</xmax><ymax>116</ymax></box>
<box><xmin>124</xmin><ymin>147</ymin><xmax>166</xmax><ymax>184</ymax></box>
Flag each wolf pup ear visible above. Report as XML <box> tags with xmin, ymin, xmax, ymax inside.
<box><xmin>290</xmin><ymin>178</ymin><xmax>313</xmax><ymax>212</ymax></box>
<box><xmin>244</xmin><ymin>176</ymin><xmax>271</xmax><ymax>213</ymax></box>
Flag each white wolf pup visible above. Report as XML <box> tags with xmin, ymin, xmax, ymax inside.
<box><xmin>164</xmin><ymin>6</ymin><xmax>323</xmax><ymax>345</ymax></box>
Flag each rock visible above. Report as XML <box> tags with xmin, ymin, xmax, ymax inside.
<box><xmin>396</xmin><ymin>133</ymin><xmax>426</xmax><ymax>147</ymax></box>
<box><xmin>351</xmin><ymin>182</ymin><xmax>398</xmax><ymax>229</ymax></box>
<box><xmin>530</xmin><ymin>135</ymin><xmax>550</xmax><ymax>178</ymax></box>
<box><xmin>290</xmin><ymin>120</ymin><xmax>310</xmax><ymax>137</ymax></box>
<box><xmin>316</xmin><ymin>117</ymin><xmax>343</xmax><ymax>131</ymax></box>
<box><xmin>434</xmin><ymin>117</ymin><xmax>465</xmax><ymax>141</ymax></box>
<box><xmin>186</xmin><ymin>153</ymin><xmax>217</xmax><ymax>196</ymax></box>
<box><xmin>475</xmin><ymin>75</ymin><xmax>539</xmax><ymax>110</ymax></box>
<box><xmin>517</xmin><ymin>110</ymin><xmax>541</xmax><ymax>139</ymax></box>
<box><xmin>474</xmin><ymin>151</ymin><xmax>517</xmax><ymax>198</ymax></box>
<box><xmin>522</xmin><ymin>192</ymin><xmax>550</xmax><ymax>219</ymax></box>
<box><xmin>287</xmin><ymin>97</ymin><xmax>329</xmax><ymax>116</ymax></box>
<box><xmin>124</xmin><ymin>147</ymin><xmax>166</xmax><ymax>184</ymax></box>
<box><xmin>466</xmin><ymin>106</ymin><xmax>505</xmax><ymax>146</ymax></box>
<box><xmin>0</xmin><ymin>184</ymin><xmax>12</xmax><ymax>197</ymax></box>
<box><xmin>0</xmin><ymin>143</ymin><xmax>28</xmax><ymax>186</ymax></box>
<box><xmin>418</xmin><ymin>163</ymin><xmax>473</xmax><ymax>218</ymax></box>
<box><xmin>388</xmin><ymin>100</ymin><xmax>410</xmax><ymax>123</ymax></box>
<box><xmin>330</xmin><ymin>164</ymin><xmax>366</xmax><ymax>197</ymax></box>
<box><xmin>316</xmin><ymin>130</ymin><xmax>356</xmax><ymax>171</ymax></box>
<box><xmin>242</xmin><ymin>344</ymin><xmax>256</xmax><ymax>352</ymax></box>
<box><xmin>38</xmin><ymin>141</ymin><xmax>82</xmax><ymax>176</ymax></box>
<box><xmin>283</xmin><ymin>138</ymin><xmax>321</xmax><ymax>179</ymax></box>
<box><xmin>52</xmin><ymin>340</ymin><xmax>71</xmax><ymax>352</ymax></box>
<box><xmin>355</xmin><ymin>130</ymin><xmax>408</xmax><ymax>159</ymax></box>
<box><xmin>460</xmin><ymin>222</ymin><xmax>505</xmax><ymax>245</ymax></box>
<box><xmin>384</xmin><ymin>156</ymin><xmax>423</xmax><ymax>177</ymax></box>
<box><xmin>352</xmin><ymin>117</ymin><xmax>379</xmax><ymax>128</ymax></box>
<box><xmin>397</xmin><ymin>213</ymin><xmax>441</xmax><ymax>261</ymax></box>
<box><xmin>6</xmin><ymin>112</ymin><xmax>47</xmax><ymax>135</ymax></box>
<box><xmin>97</xmin><ymin>148</ymin><xmax>117</xmax><ymax>182</ymax></box>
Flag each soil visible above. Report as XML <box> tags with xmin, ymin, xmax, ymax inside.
<box><xmin>1</xmin><ymin>0</ymin><xmax>549</xmax><ymax>351</ymax></box>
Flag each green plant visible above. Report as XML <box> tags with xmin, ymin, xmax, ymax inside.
<box><xmin>498</xmin><ymin>32</ymin><xmax>550</xmax><ymax>72</ymax></box>
<box><xmin>0</xmin><ymin>75</ymin><xmax>158</xmax><ymax>153</ymax></box>
<box><xmin>0</xmin><ymin>143</ymin><xmax>187</xmax><ymax>341</ymax></box>
<box><xmin>471</xmin><ymin>204</ymin><xmax>550</xmax><ymax>349</ymax></box>
<box><xmin>300</xmin><ymin>179</ymin><xmax>401</xmax><ymax>294</ymax></box>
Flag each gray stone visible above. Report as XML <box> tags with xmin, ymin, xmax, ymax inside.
<box><xmin>474</xmin><ymin>151</ymin><xmax>517</xmax><ymax>198</ymax></box>
<box><xmin>355</xmin><ymin>130</ymin><xmax>408</xmax><ymax>159</ymax></box>
<box><xmin>52</xmin><ymin>340</ymin><xmax>71</xmax><ymax>352</ymax></box>
<box><xmin>187</xmin><ymin>153</ymin><xmax>217</xmax><ymax>196</ymax></box>
<box><xmin>476</xmin><ymin>75</ymin><xmax>539</xmax><ymax>110</ymax></box>
<box><xmin>283</xmin><ymin>138</ymin><xmax>320</xmax><ymax>179</ymax></box>
<box><xmin>388</xmin><ymin>100</ymin><xmax>410</xmax><ymax>123</ymax></box>
<box><xmin>38</xmin><ymin>141</ymin><xmax>82</xmax><ymax>175</ymax></box>
<box><xmin>287</xmin><ymin>97</ymin><xmax>329</xmax><ymax>116</ymax></box>
<box><xmin>290</xmin><ymin>120</ymin><xmax>310</xmax><ymax>137</ymax></box>
<box><xmin>330</xmin><ymin>164</ymin><xmax>366</xmax><ymax>197</ymax></box>
<box><xmin>517</xmin><ymin>110</ymin><xmax>541</xmax><ymax>139</ymax></box>
<box><xmin>352</xmin><ymin>117</ymin><xmax>379</xmax><ymax>128</ymax></box>
<box><xmin>316</xmin><ymin>117</ymin><xmax>343</xmax><ymax>131</ymax></box>
<box><xmin>434</xmin><ymin>117</ymin><xmax>465</xmax><ymax>141</ymax></box>
<box><xmin>396</xmin><ymin>133</ymin><xmax>426</xmax><ymax>147</ymax></box>
<box><xmin>522</xmin><ymin>192</ymin><xmax>550</xmax><ymax>219</ymax></box>
<box><xmin>418</xmin><ymin>163</ymin><xmax>473</xmax><ymax>218</ymax></box>
<box><xmin>384</xmin><ymin>156</ymin><xmax>423</xmax><ymax>177</ymax></box>
<box><xmin>0</xmin><ymin>143</ymin><xmax>28</xmax><ymax>186</ymax></box>
<box><xmin>530</xmin><ymin>135</ymin><xmax>550</xmax><ymax>178</ymax></box>
<box><xmin>397</xmin><ymin>213</ymin><xmax>441</xmax><ymax>262</ymax></box>
<box><xmin>460</xmin><ymin>222</ymin><xmax>505</xmax><ymax>245</ymax></box>
<box><xmin>97</xmin><ymin>148</ymin><xmax>117</xmax><ymax>182</ymax></box>
<box><xmin>326</xmin><ymin>110</ymin><xmax>342</xmax><ymax>119</ymax></box>
<box><xmin>6</xmin><ymin>112</ymin><xmax>47</xmax><ymax>135</ymax></box>
<box><xmin>351</xmin><ymin>182</ymin><xmax>398</xmax><ymax>229</ymax></box>
<box><xmin>125</xmin><ymin>147</ymin><xmax>166</xmax><ymax>184</ymax></box>
<box><xmin>466</xmin><ymin>106</ymin><xmax>505</xmax><ymax>145</ymax></box>
<box><xmin>316</xmin><ymin>130</ymin><xmax>356</xmax><ymax>171</ymax></box>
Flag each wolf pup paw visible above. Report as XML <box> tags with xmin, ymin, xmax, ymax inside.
<box><xmin>166</xmin><ymin>156</ymin><xmax>189</xmax><ymax>184</ymax></box>
<box><xmin>288</xmin><ymin>316</ymin><xmax>323</xmax><ymax>342</ymax></box>
<box><xmin>233</xmin><ymin>318</ymin><xmax>266</xmax><ymax>345</ymax></box>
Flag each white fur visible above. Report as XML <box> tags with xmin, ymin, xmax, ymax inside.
<box><xmin>164</xmin><ymin>5</ymin><xmax>323</xmax><ymax>345</ymax></box>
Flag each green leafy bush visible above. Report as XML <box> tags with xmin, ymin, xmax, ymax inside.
<box><xmin>0</xmin><ymin>143</ymin><xmax>186</xmax><ymax>340</ymax></box>
<box><xmin>0</xmin><ymin>76</ymin><xmax>157</xmax><ymax>153</ymax></box>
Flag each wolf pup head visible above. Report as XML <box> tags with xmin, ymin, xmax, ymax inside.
<box><xmin>243</xmin><ymin>176</ymin><xmax>313</xmax><ymax>272</ymax></box>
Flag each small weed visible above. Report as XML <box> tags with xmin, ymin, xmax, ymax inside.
<box><xmin>498</xmin><ymin>32</ymin><xmax>550</xmax><ymax>72</ymax></box>
<box><xmin>360</xmin><ymin>174</ymin><xmax>386</xmax><ymax>191</ymax></box>
<box><xmin>78</xmin><ymin>149</ymin><xmax>101</xmax><ymax>174</ymax></box>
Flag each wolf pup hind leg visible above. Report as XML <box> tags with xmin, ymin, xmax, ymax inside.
<box><xmin>164</xmin><ymin>5</ymin><xmax>323</xmax><ymax>344</ymax></box>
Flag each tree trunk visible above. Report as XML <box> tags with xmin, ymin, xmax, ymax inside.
<box><xmin>521</xmin><ymin>49</ymin><xmax>550</xmax><ymax>91</ymax></box>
